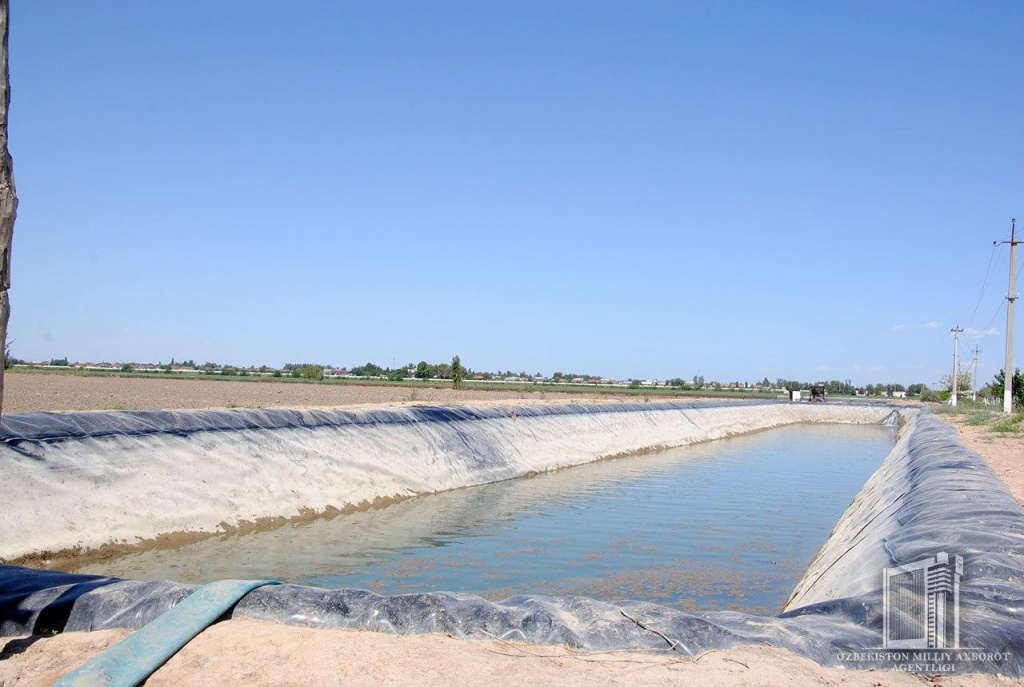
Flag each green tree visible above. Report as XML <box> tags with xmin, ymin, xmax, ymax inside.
<box><xmin>415</xmin><ymin>361</ymin><xmax>431</xmax><ymax>379</ymax></box>
<box><xmin>451</xmin><ymin>355</ymin><xmax>465</xmax><ymax>390</ymax></box>
<box><xmin>351</xmin><ymin>362</ymin><xmax>384</xmax><ymax>377</ymax></box>
<box><xmin>302</xmin><ymin>365</ymin><xmax>324</xmax><ymax>381</ymax></box>
<box><xmin>939</xmin><ymin>372</ymin><xmax>973</xmax><ymax>395</ymax></box>
<box><xmin>990</xmin><ymin>369</ymin><xmax>1024</xmax><ymax>410</ymax></box>
<box><xmin>120</xmin><ymin>363</ymin><xmax>133</xmax><ymax>373</ymax></box>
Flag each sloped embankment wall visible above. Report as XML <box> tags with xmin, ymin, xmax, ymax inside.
<box><xmin>0</xmin><ymin>401</ymin><xmax>892</xmax><ymax>561</ymax></box>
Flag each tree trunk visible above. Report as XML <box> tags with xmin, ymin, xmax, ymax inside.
<box><xmin>0</xmin><ymin>0</ymin><xmax>17</xmax><ymax>421</ymax></box>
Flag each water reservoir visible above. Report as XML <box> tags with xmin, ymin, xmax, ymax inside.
<box><xmin>65</xmin><ymin>423</ymin><xmax>895</xmax><ymax>614</ymax></box>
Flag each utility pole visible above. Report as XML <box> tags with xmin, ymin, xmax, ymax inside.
<box><xmin>0</xmin><ymin>1</ymin><xmax>15</xmax><ymax>422</ymax></box>
<box><xmin>971</xmin><ymin>344</ymin><xmax>981</xmax><ymax>402</ymax></box>
<box><xmin>997</xmin><ymin>219</ymin><xmax>1019</xmax><ymax>415</ymax></box>
<box><xmin>950</xmin><ymin>325</ymin><xmax>963</xmax><ymax>406</ymax></box>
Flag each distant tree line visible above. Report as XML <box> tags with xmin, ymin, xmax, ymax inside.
<box><xmin>5</xmin><ymin>344</ymin><xmax>947</xmax><ymax>401</ymax></box>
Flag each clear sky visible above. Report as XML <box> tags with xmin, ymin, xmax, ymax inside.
<box><xmin>7</xmin><ymin>2</ymin><xmax>1022</xmax><ymax>385</ymax></box>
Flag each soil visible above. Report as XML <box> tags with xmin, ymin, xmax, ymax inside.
<box><xmin>942</xmin><ymin>414</ymin><xmax>1024</xmax><ymax>508</ymax></box>
<box><xmin>0</xmin><ymin>619</ymin><xmax>1013</xmax><ymax>687</ymax></box>
<box><xmin>2</xmin><ymin>372</ymin><xmax>654</xmax><ymax>414</ymax></box>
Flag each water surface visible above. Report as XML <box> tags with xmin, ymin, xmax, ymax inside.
<box><xmin>70</xmin><ymin>423</ymin><xmax>894</xmax><ymax>614</ymax></box>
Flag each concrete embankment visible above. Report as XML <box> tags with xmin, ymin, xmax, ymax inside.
<box><xmin>0</xmin><ymin>401</ymin><xmax>893</xmax><ymax>562</ymax></box>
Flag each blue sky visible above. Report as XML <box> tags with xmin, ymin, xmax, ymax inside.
<box><xmin>7</xmin><ymin>2</ymin><xmax>1022</xmax><ymax>385</ymax></box>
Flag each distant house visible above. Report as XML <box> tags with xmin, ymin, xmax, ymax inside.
<box><xmin>891</xmin><ymin>390</ymin><xmax>907</xmax><ymax>398</ymax></box>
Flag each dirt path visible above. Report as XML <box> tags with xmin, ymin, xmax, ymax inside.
<box><xmin>0</xmin><ymin>619</ymin><xmax>1012</xmax><ymax>687</ymax></box>
<box><xmin>942</xmin><ymin>414</ymin><xmax>1024</xmax><ymax>508</ymax></box>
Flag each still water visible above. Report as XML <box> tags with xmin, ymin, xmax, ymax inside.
<box><xmin>70</xmin><ymin>424</ymin><xmax>895</xmax><ymax>614</ymax></box>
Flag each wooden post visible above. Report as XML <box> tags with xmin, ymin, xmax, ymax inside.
<box><xmin>0</xmin><ymin>0</ymin><xmax>17</xmax><ymax>420</ymax></box>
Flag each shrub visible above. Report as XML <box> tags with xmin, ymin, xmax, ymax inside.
<box><xmin>991</xmin><ymin>414</ymin><xmax>1024</xmax><ymax>434</ymax></box>
<box><xmin>965</xmin><ymin>411</ymin><xmax>994</xmax><ymax>426</ymax></box>
<box><xmin>302</xmin><ymin>365</ymin><xmax>324</xmax><ymax>381</ymax></box>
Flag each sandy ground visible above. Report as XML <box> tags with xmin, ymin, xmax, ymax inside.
<box><xmin>943</xmin><ymin>415</ymin><xmax>1024</xmax><ymax>508</ymax></box>
<box><xmin>2</xmin><ymin>372</ymin><xmax>653</xmax><ymax>414</ymax></box>
<box><xmin>0</xmin><ymin>619</ymin><xmax>1015</xmax><ymax>687</ymax></box>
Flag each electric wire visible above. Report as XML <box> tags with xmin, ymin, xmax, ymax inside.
<box><xmin>965</xmin><ymin>243</ymin><xmax>1002</xmax><ymax>330</ymax></box>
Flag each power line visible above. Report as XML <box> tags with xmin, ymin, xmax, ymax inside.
<box><xmin>966</xmin><ymin>242</ymin><xmax>1002</xmax><ymax>330</ymax></box>
<box><xmin>979</xmin><ymin>300</ymin><xmax>1006</xmax><ymax>334</ymax></box>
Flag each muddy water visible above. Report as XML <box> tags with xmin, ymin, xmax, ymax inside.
<box><xmin>69</xmin><ymin>424</ymin><xmax>895</xmax><ymax>614</ymax></box>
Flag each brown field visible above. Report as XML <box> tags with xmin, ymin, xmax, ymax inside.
<box><xmin>2</xmin><ymin>371</ymin><xmax>646</xmax><ymax>414</ymax></box>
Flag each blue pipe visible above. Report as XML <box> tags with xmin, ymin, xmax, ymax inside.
<box><xmin>54</xmin><ymin>579</ymin><xmax>279</xmax><ymax>687</ymax></box>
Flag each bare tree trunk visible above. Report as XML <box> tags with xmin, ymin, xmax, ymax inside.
<box><xmin>0</xmin><ymin>0</ymin><xmax>16</xmax><ymax>421</ymax></box>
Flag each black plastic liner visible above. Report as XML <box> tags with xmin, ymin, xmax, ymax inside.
<box><xmin>0</xmin><ymin>398</ymin><xmax>869</xmax><ymax>448</ymax></box>
<box><xmin>1</xmin><ymin>411</ymin><xmax>1022</xmax><ymax>675</ymax></box>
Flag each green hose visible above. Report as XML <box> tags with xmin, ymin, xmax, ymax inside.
<box><xmin>54</xmin><ymin>579</ymin><xmax>279</xmax><ymax>687</ymax></box>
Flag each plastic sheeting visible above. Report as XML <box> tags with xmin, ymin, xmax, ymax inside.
<box><xmin>1</xmin><ymin>410</ymin><xmax>1023</xmax><ymax>674</ymax></box>
<box><xmin>0</xmin><ymin>400</ymin><xmax>894</xmax><ymax>561</ymax></box>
